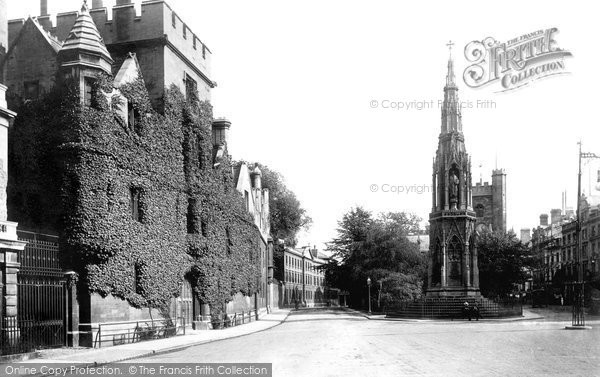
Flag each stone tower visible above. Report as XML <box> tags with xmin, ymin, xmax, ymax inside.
<box><xmin>427</xmin><ymin>53</ymin><xmax>479</xmax><ymax>297</ymax></box>
<box><xmin>491</xmin><ymin>168</ymin><xmax>506</xmax><ymax>232</ymax></box>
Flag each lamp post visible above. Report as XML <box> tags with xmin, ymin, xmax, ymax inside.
<box><xmin>569</xmin><ymin>143</ymin><xmax>599</xmax><ymax>329</ymax></box>
<box><xmin>367</xmin><ymin>277</ymin><xmax>372</xmax><ymax>314</ymax></box>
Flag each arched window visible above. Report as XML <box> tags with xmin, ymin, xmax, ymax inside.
<box><xmin>475</xmin><ymin>203</ymin><xmax>485</xmax><ymax>218</ymax></box>
<box><xmin>448</xmin><ymin>236</ymin><xmax>462</xmax><ymax>261</ymax></box>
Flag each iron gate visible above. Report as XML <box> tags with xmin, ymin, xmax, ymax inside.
<box><xmin>1</xmin><ymin>231</ymin><xmax>66</xmax><ymax>355</ymax></box>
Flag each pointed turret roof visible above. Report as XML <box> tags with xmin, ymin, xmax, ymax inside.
<box><xmin>113</xmin><ymin>52</ymin><xmax>142</xmax><ymax>88</ymax></box>
<box><xmin>60</xmin><ymin>1</ymin><xmax>113</xmax><ymax>70</ymax></box>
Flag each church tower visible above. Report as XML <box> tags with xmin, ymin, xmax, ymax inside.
<box><xmin>427</xmin><ymin>48</ymin><xmax>479</xmax><ymax>297</ymax></box>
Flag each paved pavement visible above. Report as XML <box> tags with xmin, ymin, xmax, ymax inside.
<box><xmin>17</xmin><ymin>309</ymin><xmax>290</xmax><ymax>365</ymax></box>
<box><xmin>128</xmin><ymin>307</ymin><xmax>600</xmax><ymax>377</ymax></box>
<box><xmin>7</xmin><ymin>306</ymin><xmax>600</xmax><ymax>376</ymax></box>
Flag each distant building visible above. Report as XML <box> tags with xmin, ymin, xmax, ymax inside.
<box><xmin>472</xmin><ymin>169</ymin><xmax>507</xmax><ymax>233</ymax></box>
<box><xmin>407</xmin><ymin>230</ymin><xmax>429</xmax><ymax>253</ymax></box>
<box><xmin>233</xmin><ymin>160</ymin><xmax>273</xmax><ymax>310</ymax></box>
<box><xmin>520</xmin><ymin>228</ymin><xmax>531</xmax><ymax>244</ymax></box>
<box><xmin>531</xmin><ymin>195</ymin><xmax>600</xmax><ymax>303</ymax></box>
<box><xmin>280</xmin><ymin>246</ymin><xmax>330</xmax><ymax>307</ymax></box>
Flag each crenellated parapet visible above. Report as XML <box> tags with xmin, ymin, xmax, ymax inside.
<box><xmin>8</xmin><ymin>0</ymin><xmax>214</xmax><ymax>98</ymax></box>
<box><xmin>472</xmin><ymin>181</ymin><xmax>492</xmax><ymax>196</ymax></box>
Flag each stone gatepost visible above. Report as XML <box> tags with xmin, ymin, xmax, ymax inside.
<box><xmin>64</xmin><ymin>271</ymin><xmax>79</xmax><ymax>347</ymax></box>
<box><xmin>0</xmin><ymin>221</ymin><xmax>26</xmax><ymax>344</ymax></box>
<box><xmin>0</xmin><ymin>84</ymin><xmax>27</xmax><ymax>343</ymax></box>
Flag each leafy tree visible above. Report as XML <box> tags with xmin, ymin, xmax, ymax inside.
<box><xmin>324</xmin><ymin>207</ymin><xmax>426</xmax><ymax>310</ymax></box>
<box><xmin>477</xmin><ymin>231</ymin><xmax>534</xmax><ymax>297</ymax></box>
<box><xmin>251</xmin><ymin>163</ymin><xmax>312</xmax><ymax>247</ymax></box>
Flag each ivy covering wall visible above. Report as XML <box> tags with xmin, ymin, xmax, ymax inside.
<box><xmin>7</xmin><ymin>73</ymin><xmax>264</xmax><ymax>315</ymax></box>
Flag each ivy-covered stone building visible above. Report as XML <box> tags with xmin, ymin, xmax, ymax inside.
<box><xmin>1</xmin><ymin>0</ymin><xmax>272</xmax><ymax>345</ymax></box>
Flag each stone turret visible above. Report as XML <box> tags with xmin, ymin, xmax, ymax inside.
<box><xmin>57</xmin><ymin>1</ymin><xmax>113</xmax><ymax>106</ymax></box>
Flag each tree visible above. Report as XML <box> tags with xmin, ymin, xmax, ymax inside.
<box><xmin>253</xmin><ymin>163</ymin><xmax>312</xmax><ymax>247</ymax></box>
<box><xmin>324</xmin><ymin>207</ymin><xmax>426</xmax><ymax>310</ymax></box>
<box><xmin>477</xmin><ymin>231</ymin><xmax>534</xmax><ymax>297</ymax></box>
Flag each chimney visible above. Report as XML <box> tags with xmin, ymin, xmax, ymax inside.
<box><xmin>40</xmin><ymin>0</ymin><xmax>48</xmax><ymax>16</ymax></box>
<box><xmin>520</xmin><ymin>228</ymin><xmax>531</xmax><ymax>244</ymax></box>
<box><xmin>92</xmin><ymin>0</ymin><xmax>104</xmax><ymax>8</ymax></box>
<box><xmin>212</xmin><ymin>118</ymin><xmax>231</xmax><ymax>148</ymax></box>
<box><xmin>250</xmin><ymin>164</ymin><xmax>262</xmax><ymax>190</ymax></box>
<box><xmin>540</xmin><ymin>214</ymin><xmax>549</xmax><ymax>227</ymax></box>
<box><xmin>116</xmin><ymin>0</ymin><xmax>132</xmax><ymax>4</ymax></box>
<box><xmin>550</xmin><ymin>208</ymin><xmax>562</xmax><ymax>225</ymax></box>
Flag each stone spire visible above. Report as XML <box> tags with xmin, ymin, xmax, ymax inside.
<box><xmin>59</xmin><ymin>0</ymin><xmax>113</xmax><ymax>74</ymax></box>
<box><xmin>426</xmin><ymin>48</ymin><xmax>479</xmax><ymax>298</ymax></box>
<box><xmin>441</xmin><ymin>43</ymin><xmax>462</xmax><ymax>135</ymax></box>
<box><xmin>432</xmin><ymin>46</ymin><xmax>472</xmax><ymax>213</ymax></box>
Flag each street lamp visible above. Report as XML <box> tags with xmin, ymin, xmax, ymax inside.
<box><xmin>367</xmin><ymin>277</ymin><xmax>372</xmax><ymax>314</ymax></box>
<box><xmin>569</xmin><ymin>143</ymin><xmax>599</xmax><ymax>329</ymax></box>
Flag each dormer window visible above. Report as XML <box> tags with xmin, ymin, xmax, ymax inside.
<box><xmin>127</xmin><ymin>102</ymin><xmax>141</xmax><ymax>135</ymax></box>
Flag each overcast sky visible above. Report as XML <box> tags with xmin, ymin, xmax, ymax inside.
<box><xmin>8</xmin><ymin>0</ymin><xmax>600</xmax><ymax>249</ymax></box>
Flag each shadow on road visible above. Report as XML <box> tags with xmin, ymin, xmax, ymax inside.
<box><xmin>285</xmin><ymin>307</ymin><xmax>366</xmax><ymax>322</ymax></box>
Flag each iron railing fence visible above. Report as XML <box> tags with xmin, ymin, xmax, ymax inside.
<box><xmin>1</xmin><ymin>316</ymin><xmax>65</xmax><ymax>355</ymax></box>
<box><xmin>385</xmin><ymin>296</ymin><xmax>523</xmax><ymax>319</ymax></box>
<box><xmin>93</xmin><ymin>317</ymin><xmax>186</xmax><ymax>348</ymax></box>
<box><xmin>1</xmin><ymin>231</ymin><xmax>67</xmax><ymax>356</ymax></box>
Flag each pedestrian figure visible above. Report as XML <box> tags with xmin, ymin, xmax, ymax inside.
<box><xmin>472</xmin><ymin>304</ymin><xmax>480</xmax><ymax>321</ymax></box>
<box><xmin>462</xmin><ymin>302</ymin><xmax>471</xmax><ymax>321</ymax></box>
<box><xmin>560</xmin><ymin>295</ymin><xmax>564</xmax><ymax>306</ymax></box>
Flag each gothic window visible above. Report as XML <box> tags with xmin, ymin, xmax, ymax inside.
<box><xmin>134</xmin><ymin>263</ymin><xmax>143</xmax><ymax>294</ymax></box>
<box><xmin>475</xmin><ymin>203</ymin><xmax>485</xmax><ymax>218</ymax></box>
<box><xmin>172</xmin><ymin>12</ymin><xmax>177</xmax><ymax>28</ymax></box>
<box><xmin>448</xmin><ymin>236</ymin><xmax>462</xmax><ymax>283</ymax></box>
<box><xmin>130</xmin><ymin>187</ymin><xmax>143</xmax><ymax>222</ymax></box>
<box><xmin>187</xmin><ymin>198</ymin><xmax>197</xmax><ymax>234</ymax></box>
<box><xmin>448</xmin><ymin>236</ymin><xmax>462</xmax><ymax>261</ymax></box>
<box><xmin>84</xmin><ymin>77</ymin><xmax>96</xmax><ymax>107</ymax></box>
<box><xmin>225</xmin><ymin>227</ymin><xmax>233</xmax><ymax>253</ymax></box>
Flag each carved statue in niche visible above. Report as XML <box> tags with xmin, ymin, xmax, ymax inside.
<box><xmin>449</xmin><ymin>169</ymin><xmax>459</xmax><ymax>210</ymax></box>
